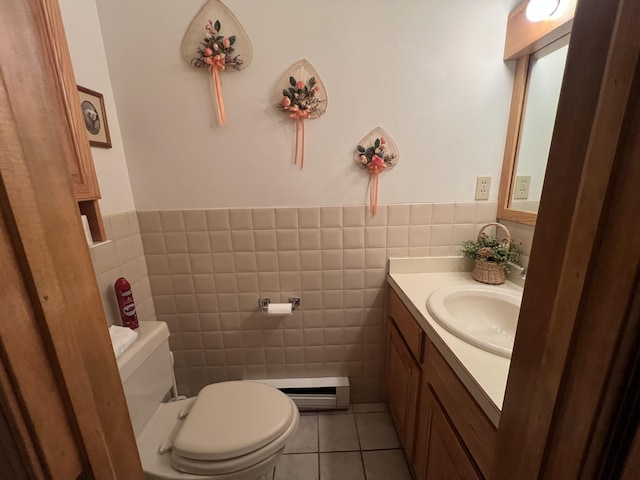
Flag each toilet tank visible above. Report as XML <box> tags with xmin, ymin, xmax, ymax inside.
<box><xmin>116</xmin><ymin>321</ymin><xmax>173</xmax><ymax>436</ymax></box>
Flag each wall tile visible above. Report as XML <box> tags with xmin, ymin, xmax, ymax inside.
<box><xmin>432</xmin><ymin>203</ymin><xmax>455</xmax><ymax>224</ymax></box>
<box><xmin>343</xmin><ymin>206</ymin><xmax>366</xmax><ymax>227</ymax></box>
<box><xmin>299</xmin><ymin>229</ymin><xmax>321</xmax><ymax>250</ymax></box>
<box><xmin>278</xmin><ymin>251</ymin><xmax>301</xmax><ymax>271</ymax></box>
<box><xmin>160</xmin><ymin>211</ymin><xmax>185</xmax><ymax>232</ymax></box>
<box><xmin>190</xmin><ymin>254</ymin><xmax>214</xmax><ymax>274</ymax></box>
<box><xmin>454</xmin><ymin>203</ymin><xmax>477</xmax><ymax>223</ymax></box>
<box><xmin>172</xmin><ymin>275</ymin><xmax>194</xmax><ymax>294</ymax></box>
<box><xmin>275</xmin><ymin>208</ymin><xmax>298</xmax><ymax>229</ymax></box>
<box><xmin>183</xmin><ymin>210</ymin><xmax>207</xmax><ymax>231</ymax></box>
<box><xmin>303</xmin><ymin>310</ymin><xmax>323</xmax><ymax>328</ymax></box>
<box><xmin>258</xmin><ymin>272</ymin><xmax>280</xmax><ymax>292</ymax></box>
<box><xmin>142</xmin><ymin>232</ymin><xmax>166</xmax><ymax>254</ymax></box>
<box><xmin>365</xmin><ymin>227</ymin><xmax>386</xmax><ymax>248</ymax></box>
<box><xmin>214</xmin><ymin>273</ymin><xmax>238</xmax><ymax>294</ymax></box>
<box><xmin>298</xmin><ymin>207</ymin><xmax>321</xmax><ymax>228</ymax></box>
<box><xmin>236</xmin><ymin>272</ymin><xmax>258</xmax><ymax>294</ymax></box>
<box><xmin>344</xmin><ymin>250</ymin><xmax>365</xmax><ymax>270</ymax></box>
<box><xmin>187</xmin><ymin>232</ymin><xmax>211</xmax><ymax>253</ymax></box>
<box><xmin>234</xmin><ymin>254</ymin><xmax>257</xmax><ymax>273</ymax></box>
<box><xmin>387</xmin><ymin>226</ymin><xmax>409</xmax><ymax>248</ymax></box>
<box><xmin>430</xmin><ymin>225</ymin><xmax>453</xmax><ymax>246</ymax></box>
<box><xmin>409</xmin><ymin>204</ymin><xmax>432</xmax><ymax>225</ymax></box>
<box><xmin>210</xmin><ymin>231</ymin><xmax>233</xmax><ymax>253</ymax></box>
<box><xmin>301</xmin><ymin>271</ymin><xmax>322</xmax><ymax>291</ymax></box>
<box><xmin>252</xmin><ymin>208</ymin><xmax>275</xmax><ymax>230</ymax></box>
<box><xmin>344</xmin><ymin>270</ymin><xmax>365</xmax><ymax>290</ymax></box>
<box><xmin>229</xmin><ymin>209</ymin><xmax>253</xmax><ymax>230</ymax></box>
<box><xmin>321</xmin><ymin>229</ymin><xmax>343</xmax><ymax>249</ymax></box>
<box><xmin>141</xmin><ymin>202</ymin><xmax>499</xmax><ymax>400</ymax></box>
<box><xmin>343</xmin><ymin>228</ymin><xmax>365</xmax><ymax>249</ymax></box>
<box><xmin>206</xmin><ymin>209</ymin><xmax>230</xmax><ymax>231</ymax></box>
<box><xmin>388</xmin><ymin>205</ymin><xmax>411</xmax><ymax>226</ymax></box>
<box><xmin>164</xmin><ymin>232</ymin><xmax>188</xmax><ymax>253</ymax></box>
<box><xmin>168</xmin><ymin>254</ymin><xmax>192</xmax><ymax>274</ymax></box>
<box><xmin>476</xmin><ymin>202</ymin><xmax>498</xmax><ymax>223</ymax></box>
<box><xmin>231</xmin><ymin>231</ymin><xmax>255</xmax><ymax>252</ymax></box>
<box><xmin>323</xmin><ymin>271</ymin><xmax>343</xmax><ymax>290</ymax></box>
<box><xmin>138</xmin><ymin>211</ymin><xmax>163</xmax><ymax>233</ymax></box>
<box><xmin>212</xmin><ymin>253</ymin><xmax>235</xmax><ymax>273</ymax></box>
<box><xmin>254</xmin><ymin>230</ymin><xmax>277</xmax><ymax>251</ymax></box>
<box><xmin>277</xmin><ymin>230</ymin><xmax>299</xmax><ymax>251</ymax></box>
<box><xmin>365</xmin><ymin>206</ymin><xmax>387</xmax><ymax>227</ymax></box>
<box><xmin>110</xmin><ymin>212</ymin><xmax>132</xmax><ymax>240</ymax></box>
<box><xmin>322</xmin><ymin>250</ymin><xmax>343</xmax><ymax>270</ymax></box>
<box><xmin>321</xmin><ymin>207</ymin><xmax>343</xmax><ymax>228</ymax></box>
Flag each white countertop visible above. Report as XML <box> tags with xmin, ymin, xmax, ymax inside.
<box><xmin>387</xmin><ymin>257</ymin><xmax>522</xmax><ymax>426</ymax></box>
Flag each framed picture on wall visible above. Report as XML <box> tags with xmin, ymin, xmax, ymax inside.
<box><xmin>77</xmin><ymin>85</ymin><xmax>112</xmax><ymax>148</ymax></box>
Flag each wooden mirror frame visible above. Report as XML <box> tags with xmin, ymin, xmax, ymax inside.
<box><xmin>497</xmin><ymin>0</ymin><xmax>577</xmax><ymax>226</ymax></box>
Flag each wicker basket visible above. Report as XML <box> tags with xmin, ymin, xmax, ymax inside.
<box><xmin>471</xmin><ymin>223</ymin><xmax>511</xmax><ymax>285</ymax></box>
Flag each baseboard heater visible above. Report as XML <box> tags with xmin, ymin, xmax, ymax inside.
<box><xmin>254</xmin><ymin>377</ymin><xmax>350</xmax><ymax>410</ymax></box>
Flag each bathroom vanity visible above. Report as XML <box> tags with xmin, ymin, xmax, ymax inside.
<box><xmin>385</xmin><ymin>258</ymin><xmax>519</xmax><ymax>480</ymax></box>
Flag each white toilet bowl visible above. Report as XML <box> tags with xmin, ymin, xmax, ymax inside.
<box><xmin>115</xmin><ymin>322</ymin><xmax>299</xmax><ymax>480</ymax></box>
<box><xmin>137</xmin><ymin>381</ymin><xmax>299</xmax><ymax>480</ymax></box>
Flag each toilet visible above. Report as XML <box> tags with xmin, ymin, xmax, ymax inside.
<box><xmin>116</xmin><ymin>321</ymin><xmax>299</xmax><ymax>480</ymax></box>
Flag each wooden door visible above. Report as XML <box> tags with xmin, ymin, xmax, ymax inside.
<box><xmin>0</xmin><ymin>0</ymin><xmax>143</xmax><ymax>478</ymax></box>
<box><xmin>386</xmin><ymin>322</ymin><xmax>421</xmax><ymax>461</ymax></box>
<box><xmin>421</xmin><ymin>387</ymin><xmax>482</xmax><ymax>480</ymax></box>
<box><xmin>493</xmin><ymin>0</ymin><xmax>640</xmax><ymax>478</ymax></box>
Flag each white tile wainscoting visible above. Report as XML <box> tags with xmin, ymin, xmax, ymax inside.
<box><xmin>136</xmin><ymin>202</ymin><xmax>500</xmax><ymax>401</ymax></box>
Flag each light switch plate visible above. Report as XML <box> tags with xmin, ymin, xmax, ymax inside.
<box><xmin>475</xmin><ymin>176</ymin><xmax>491</xmax><ymax>200</ymax></box>
<box><xmin>514</xmin><ymin>175</ymin><xmax>531</xmax><ymax>200</ymax></box>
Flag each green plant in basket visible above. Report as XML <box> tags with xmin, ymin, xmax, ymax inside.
<box><xmin>462</xmin><ymin>233</ymin><xmax>521</xmax><ymax>272</ymax></box>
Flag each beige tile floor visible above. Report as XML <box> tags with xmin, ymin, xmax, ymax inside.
<box><xmin>268</xmin><ymin>403</ymin><xmax>412</xmax><ymax>480</ymax></box>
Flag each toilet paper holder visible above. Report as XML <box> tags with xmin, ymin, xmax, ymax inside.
<box><xmin>259</xmin><ymin>297</ymin><xmax>300</xmax><ymax>312</ymax></box>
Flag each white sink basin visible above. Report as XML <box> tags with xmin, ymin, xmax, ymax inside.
<box><xmin>426</xmin><ymin>285</ymin><xmax>522</xmax><ymax>358</ymax></box>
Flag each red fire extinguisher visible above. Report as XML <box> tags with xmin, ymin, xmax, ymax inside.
<box><xmin>114</xmin><ymin>277</ymin><xmax>139</xmax><ymax>329</ymax></box>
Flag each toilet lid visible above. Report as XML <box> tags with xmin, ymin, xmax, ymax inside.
<box><xmin>172</xmin><ymin>381</ymin><xmax>295</xmax><ymax>461</ymax></box>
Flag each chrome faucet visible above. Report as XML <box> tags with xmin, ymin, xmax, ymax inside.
<box><xmin>507</xmin><ymin>262</ymin><xmax>527</xmax><ymax>279</ymax></box>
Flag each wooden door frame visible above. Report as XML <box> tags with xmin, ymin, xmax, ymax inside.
<box><xmin>492</xmin><ymin>0</ymin><xmax>640</xmax><ymax>478</ymax></box>
<box><xmin>0</xmin><ymin>0</ymin><xmax>143</xmax><ymax>478</ymax></box>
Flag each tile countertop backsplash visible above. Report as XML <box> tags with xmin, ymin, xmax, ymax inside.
<box><xmin>135</xmin><ymin>202</ymin><xmax>501</xmax><ymax>401</ymax></box>
<box><xmin>388</xmin><ymin>257</ymin><xmax>522</xmax><ymax>425</ymax></box>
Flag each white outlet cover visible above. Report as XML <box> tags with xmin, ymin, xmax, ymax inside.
<box><xmin>514</xmin><ymin>175</ymin><xmax>531</xmax><ymax>200</ymax></box>
<box><xmin>475</xmin><ymin>176</ymin><xmax>491</xmax><ymax>200</ymax></box>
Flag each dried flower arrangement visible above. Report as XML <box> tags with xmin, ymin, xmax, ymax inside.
<box><xmin>277</xmin><ymin>76</ymin><xmax>324</xmax><ymax>169</ymax></box>
<box><xmin>273</xmin><ymin>59</ymin><xmax>327</xmax><ymax>169</ymax></box>
<box><xmin>190</xmin><ymin>19</ymin><xmax>242</xmax><ymax>126</ymax></box>
<box><xmin>356</xmin><ymin>137</ymin><xmax>397</xmax><ymax>172</ymax></box>
<box><xmin>192</xmin><ymin>19</ymin><xmax>243</xmax><ymax>70</ymax></box>
<box><xmin>354</xmin><ymin>128</ymin><xmax>399</xmax><ymax>216</ymax></box>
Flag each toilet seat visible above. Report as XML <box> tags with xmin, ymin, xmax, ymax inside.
<box><xmin>136</xmin><ymin>381</ymin><xmax>299</xmax><ymax>480</ymax></box>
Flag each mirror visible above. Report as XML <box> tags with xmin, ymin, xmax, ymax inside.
<box><xmin>511</xmin><ymin>35</ymin><xmax>569</xmax><ymax>213</ymax></box>
<box><xmin>497</xmin><ymin>0</ymin><xmax>576</xmax><ymax>226</ymax></box>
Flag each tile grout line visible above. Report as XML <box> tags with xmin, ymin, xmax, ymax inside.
<box><xmin>353</xmin><ymin>412</ymin><xmax>368</xmax><ymax>480</ymax></box>
<box><xmin>315</xmin><ymin>414</ymin><xmax>320</xmax><ymax>480</ymax></box>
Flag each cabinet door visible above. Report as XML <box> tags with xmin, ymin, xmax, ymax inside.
<box><xmin>386</xmin><ymin>322</ymin><xmax>421</xmax><ymax>461</ymax></box>
<box><xmin>418</xmin><ymin>387</ymin><xmax>482</xmax><ymax>480</ymax></box>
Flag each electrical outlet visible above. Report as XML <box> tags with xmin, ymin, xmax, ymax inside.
<box><xmin>514</xmin><ymin>175</ymin><xmax>531</xmax><ymax>200</ymax></box>
<box><xmin>475</xmin><ymin>176</ymin><xmax>491</xmax><ymax>200</ymax></box>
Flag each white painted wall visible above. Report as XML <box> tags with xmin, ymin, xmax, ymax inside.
<box><xmin>58</xmin><ymin>0</ymin><xmax>135</xmax><ymax>216</ymax></box>
<box><xmin>95</xmin><ymin>0</ymin><xmax>517</xmax><ymax>210</ymax></box>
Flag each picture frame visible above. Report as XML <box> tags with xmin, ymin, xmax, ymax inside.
<box><xmin>77</xmin><ymin>85</ymin><xmax>112</xmax><ymax>148</ymax></box>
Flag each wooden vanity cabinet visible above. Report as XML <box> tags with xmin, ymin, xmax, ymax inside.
<box><xmin>386</xmin><ymin>321</ymin><xmax>421</xmax><ymax>459</ymax></box>
<box><xmin>386</xmin><ymin>288</ymin><xmax>497</xmax><ymax>480</ymax></box>
<box><xmin>417</xmin><ymin>386</ymin><xmax>482</xmax><ymax>480</ymax></box>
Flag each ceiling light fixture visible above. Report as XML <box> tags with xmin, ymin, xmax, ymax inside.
<box><xmin>526</xmin><ymin>0</ymin><xmax>561</xmax><ymax>22</ymax></box>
